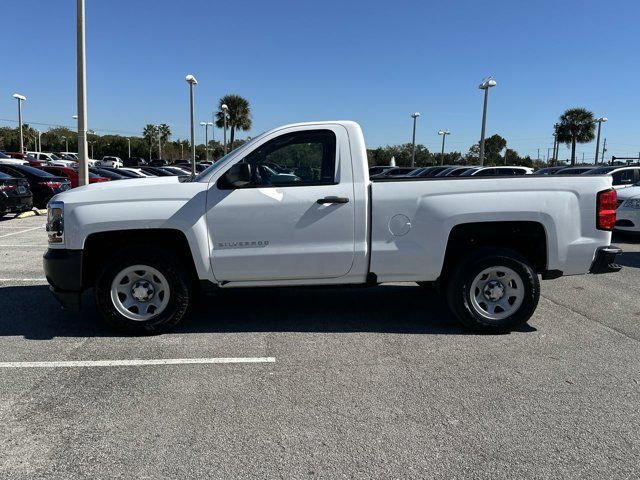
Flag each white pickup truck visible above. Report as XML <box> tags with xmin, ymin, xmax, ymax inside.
<box><xmin>44</xmin><ymin>121</ymin><xmax>622</xmax><ymax>333</ymax></box>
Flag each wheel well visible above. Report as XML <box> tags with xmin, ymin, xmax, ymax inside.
<box><xmin>82</xmin><ymin>229</ymin><xmax>199</xmax><ymax>290</ymax></box>
<box><xmin>440</xmin><ymin>221</ymin><xmax>547</xmax><ymax>283</ymax></box>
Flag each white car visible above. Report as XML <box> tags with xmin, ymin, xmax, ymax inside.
<box><xmin>614</xmin><ymin>185</ymin><xmax>640</xmax><ymax>233</ymax></box>
<box><xmin>0</xmin><ymin>152</ymin><xmax>28</xmax><ymax>165</ymax></box>
<box><xmin>583</xmin><ymin>166</ymin><xmax>640</xmax><ymax>189</ymax></box>
<box><xmin>27</xmin><ymin>152</ymin><xmax>77</xmax><ymax>168</ymax></box>
<box><xmin>461</xmin><ymin>166</ymin><xmax>533</xmax><ymax>176</ymax></box>
<box><xmin>96</xmin><ymin>156</ymin><xmax>123</xmax><ymax>168</ymax></box>
<box><xmin>44</xmin><ymin>120</ymin><xmax>621</xmax><ymax>334</ymax></box>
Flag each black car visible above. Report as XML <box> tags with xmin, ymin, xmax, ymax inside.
<box><xmin>140</xmin><ymin>166</ymin><xmax>174</xmax><ymax>177</ymax></box>
<box><xmin>89</xmin><ymin>167</ymin><xmax>127</xmax><ymax>180</ymax></box>
<box><xmin>124</xmin><ymin>157</ymin><xmax>148</xmax><ymax>167</ymax></box>
<box><xmin>0</xmin><ymin>171</ymin><xmax>33</xmax><ymax>218</ymax></box>
<box><xmin>97</xmin><ymin>167</ymin><xmax>144</xmax><ymax>178</ymax></box>
<box><xmin>149</xmin><ymin>159</ymin><xmax>169</xmax><ymax>167</ymax></box>
<box><xmin>0</xmin><ymin>164</ymin><xmax>70</xmax><ymax>208</ymax></box>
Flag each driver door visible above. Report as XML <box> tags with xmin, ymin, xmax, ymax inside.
<box><xmin>205</xmin><ymin>125</ymin><xmax>356</xmax><ymax>283</ymax></box>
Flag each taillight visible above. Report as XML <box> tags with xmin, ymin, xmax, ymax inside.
<box><xmin>597</xmin><ymin>188</ymin><xmax>617</xmax><ymax>231</ymax></box>
<box><xmin>39</xmin><ymin>181</ymin><xmax>62</xmax><ymax>188</ymax></box>
<box><xmin>0</xmin><ymin>184</ymin><xmax>16</xmax><ymax>192</ymax></box>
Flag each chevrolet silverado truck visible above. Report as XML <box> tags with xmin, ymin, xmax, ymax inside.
<box><xmin>43</xmin><ymin>121</ymin><xmax>622</xmax><ymax>333</ymax></box>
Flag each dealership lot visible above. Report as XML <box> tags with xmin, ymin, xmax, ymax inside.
<box><xmin>0</xmin><ymin>215</ymin><xmax>639</xmax><ymax>479</ymax></box>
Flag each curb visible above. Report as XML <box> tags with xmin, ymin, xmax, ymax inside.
<box><xmin>15</xmin><ymin>209</ymin><xmax>46</xmax><ymax>219</ymax></box>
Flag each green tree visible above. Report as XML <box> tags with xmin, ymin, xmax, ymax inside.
<box><xmin>215</xmin><ymin>94</ymin><xmax>252</xmax><ymax>145</ymax></box>
<box><xmin>556</xmin><ymin>108</ymin><xmax>595</xmax><ymax>165</ymax></box>
<box><xmin>142</xmin><ymin>124</ymin><xmax>158</xmax><ymax>159</ymax></box>
<box><xmin>158</xmin><ymin>124</ymin><xmax>171</xmax><ymax>158</ymax></box>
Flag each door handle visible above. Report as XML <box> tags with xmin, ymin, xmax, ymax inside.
<box><xmin>317</xmin><ymin>196</ymin><xmax>349</xmax><ymax>204</ymax></box>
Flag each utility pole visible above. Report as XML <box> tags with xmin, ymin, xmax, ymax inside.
<box><xmin>504</xmin><ymin>142</ymin><xmax>508</xmax><ymax>165</ymax></box>
<box><xmin>582</xmin><ymin>152</ymin><xmax>585</xmax><ymax>164</ymax></box>
<box><xmin>76</xmin><ymin>0</ymin><xmax>89</xmax><ymax>186</ymax></box>
<box><xmin>594</xmin><ymin>117</ymin><xmax>607</xmax><ymax>164</ymax></box>
<box><xmin>185</xmin><ymin>75</ymin><xmax>198</xmax><ymax>174</ymax></box>
<box><xmin>537</xmin><ymin>148</ymin><xmax>540</xmax><ymax>161</ymax></box>
<box><xmin>221</xmin><ymin>104</ymin><xmax>229</xmax><ymax>154</ymax></box>
<box><xmin>547</xmin><ymin>147</ymin><xmax>551</xmax><ymax>162</ymax></box>
<box><xmin>552</xmin><ymin>123</ymin><xmax>558</xmax><ymax>165</ymax></box>
<box><xmin>601</xmin><ymin>138</ymin><xmax>607</xmax><ymax>164</ymax></box>
<box><xmin>157</xmin><ymin>126</ymin><xmax>161</xmax><ymax>160</ymax></box>
<box><xmin>127</xmin><ymin>137</ymin><xmax>131</xmax><ymax>158</ymax></box>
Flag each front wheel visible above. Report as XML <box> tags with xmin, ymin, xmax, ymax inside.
<box><xmin>95</xmin><ymin>247</ymin><xmax>192</xmax><ymax>334</ymax></box>
<box><xmin>446</xmin><ymin>249</ymin><xmax>540</xmax><ymax>332</ymax></box>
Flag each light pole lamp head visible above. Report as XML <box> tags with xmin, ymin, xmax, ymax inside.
<box><xmin>479</xmin><ymin>77</ymin><xmax>497</xmax><ymax>89</ymax></box>
<box><xmin>221</xmin><ymin>104</ymin><xmax>229</xmax><ymax>112</ymax></box>
<box><xmin>200</xmin><ymin>122</ymin><xmax>207</xmax><ymax>126</ymax></box>
<box><xmin>596</xmin><ymin>117</ymin><xmax>608</xmax><ymax>123</ymax></box>
<box><xmin>411</xmin><ymin>112</ymin><xmax>421</xmax><ymax>119</ymax></box>
<box><xmin>12</xmin><ymin>93</ymin><xmax>26</xmax><ymax>101</ymax></box>
<box><xmin>185</xmin><ymin>74</ymin><xmax>198</xmax><ymax>85</ymax></box>
<box><xmin>73</xmin><ymin>115</ymin><xmax>78</xmax><ymax>119</ymax></box>
<box><xmin>438</xmin><ymin>130</ymin><xmax>451</xmax><ymax>135</ymax></box>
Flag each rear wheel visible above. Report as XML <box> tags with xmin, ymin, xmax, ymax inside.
<box><xmin>95</xmin><ymin>247</ymin><xmax>192</xmax><ymax>334</ymax></box>
<box><xmin>446</xmin><ymin>249</ymin><xmax>540</xmax><ymax>332</ymax></box>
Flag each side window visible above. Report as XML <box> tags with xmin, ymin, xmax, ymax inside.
<box><xmin>476</xmin><ymin>168</ymin><xmax>496</xmax><ymax>176</ymax></box>
<box><xmin>221</xmin><ymin>129</ymin><xmax>337</xmax><ymax>188</ymax></box>
<box><xmin>511</xmin><ymin>168</ymin><xmax>526</xmax><ymax>175</ymax></box>
<box><xmin>612</xmin><ymin>170</ymin><xmax>634</xmax><ymax>186</ymax></box>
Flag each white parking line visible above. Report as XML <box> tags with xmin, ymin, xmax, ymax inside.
<box><xmin>0</xmin><ymin>278</ymin><xmax>47</xmax><ymax>282</ymax></box>
<box><xmin>0</xmin><ymin>357</ymin><xmax>276</xmax><ymax>368</ymax></box>
<box><xmin>0</xmin><ymin>244</ymin><xmax>48</xmax><ymax>247</ymax></box>
<box><xmin>0</xmin><ymin>226</ymin><xmax>44</xmax><ymax>238</ymax></box>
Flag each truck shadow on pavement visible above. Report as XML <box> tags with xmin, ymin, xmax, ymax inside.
<box><xmin>0</xmin><ymin>284</ymin><xmax>536</xmax><ymax>339</ymax></box>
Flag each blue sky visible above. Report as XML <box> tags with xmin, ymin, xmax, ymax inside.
<box><xmin>2</xmin><ymin>0</ymin><xmax>640</xmax><ymax>161</ymax></box>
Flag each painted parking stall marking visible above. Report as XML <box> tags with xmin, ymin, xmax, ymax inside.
<box><xmin>0</xmin><ymin>357</ymin><xmax>277</xmax><ymax>368</ymax></box>
<box><xmin>0</xmin><ymin>226</ymin><xmax>44</xmax><ymax>238</ymax></box>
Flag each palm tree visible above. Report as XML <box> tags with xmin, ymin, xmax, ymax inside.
<box><xmin>215</xmin><ymin>94</ymin><xmax>252</xmax><ymax>145</ymax></box>
<box><xmin>556</xmin><ymin>108</ymin><xmax>595</xmax><ymax>165</ymax></box>
<box><xmin>158</xmin><ymin>124</ymin><xmax>171</xmax><ymax>159</ymax></box>
<box><xmin>142</xmin><ymin>124</ymin><xmax>158</xmax><ymax>159</ymax></box>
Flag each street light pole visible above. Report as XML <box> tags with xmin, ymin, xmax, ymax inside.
<box><xmin>478</xmin><ymin>77</ymin><xmax>496</xmax><ymax>166</ymax></box>
<box><xmin>127</xmin><ymin>137</ymin><xmax>131</xmax><ymax>158</ymax></box>
<box><xmin>438</xmin><ymin>130</ymin><xmax>450</xmax><ymax>165</ymax></box>
<box><xmin>76</xmin><ymin>0</ymin><xmax>89</xmax><ymax>186</ymax></box>
<box><xmin>185</xmin><ymin>74</ymin><xmax>198</xmax><ymax>175</ymax></box>
<box><xmin>62</xmin><ymin>136</ymin><xmax>68</xmax><ymax>151</ymax></box>
<box><xmin>602</xmin><ymin>138</ymin><xmax>607</xmax><ymax>164</ymax></box>
<box><xmin>221</xmin><ymin>104</ymin><xmax>229</xmax><ymax>154</ymax></box>
<box><xmin>410</xmin><ymin>112</ymin><xmax>420</xmax><ymax>167</ymax></box>
<box><xmin>552</xmin><ymin>123</ymin><xmax>558</xmax><ymax>165</ymax></box>
<box><xmin>200</xmin><ymin>121</ymin><xmax>213</xmax><ymax>161</ymax></box>
<box><xmin>594</xmin><ymin>117</ymin><xmax>607</xmax><ymax>165</ymax></box>
<box><xmin>12</xmin><ymin>94</ymin><xmax>26</xmax><ymax>154</ymax></box>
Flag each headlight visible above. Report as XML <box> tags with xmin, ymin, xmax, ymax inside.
<box><xmin>46</xmin><ymin>202</ymin><xmax>64</xmax><ymax>244</ymax></box>
<box><xmin>623</xmin><ymin>198</ymin><xmax>640</xmax><ymax>209</ymax></box>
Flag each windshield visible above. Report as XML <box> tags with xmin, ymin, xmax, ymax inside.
<box><xmin>49</xmin><ymin>153</ymin><xmax>62</xmax><ymax>160</ymax></box>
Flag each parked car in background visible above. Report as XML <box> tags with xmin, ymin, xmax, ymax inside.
<box><xmin>583</xmin><ymin>166</ymin><xmax>640</xmax><ymax>189</ymax></box>
<box><xmin>2</xmin><ymin>152</ymin><xmax>27</xmax><ymax>160</ymax></box>
<box><xmin>96</xmin><ymin>156</ymin><xmax>123</xmax><ymax>168</ymax></box>
<box><xmin>0</xmin><ymin>164</ymin><xmax>70</xmax><ymax>208</ymax></box>
<box><xmin>149</xmin><ymin>159</ymin><xmax>169</xmax><ymax>167</ymax></box>
<box><xmin>555</xmin><ymin>166</ymin><xmax>595</xmax><ymax>175</ymax></box>
<box><xmin>436</xmin><ymin>166</ymin><xmax>480</xmax><ymax>177</ymax></box>
<box><xmin>140</xmin><ymin>167</ymin><xmax>174</xmax><ymax>177</ymax></box>
<box><xmin>27</xmin><ymin>152</ymin><xmax>77</xmax><ymax>168</ymax></box>
<box><xmin>118</xmin><ymin>168</ymin><xmax>155</xmax><ymax>177</ymax></box>
<box><xmin>37</xmin><ymin>166</ymin><xmax>109</xmax><ymax>188</ymax></box>
<box><xmin>460</xmin><ymin>166</ymin><xmax>533</xmax><ymax>176</ymax></box>
<box><xmin>614</xmin><ymin>184</ymin><xmax>640</xmax><ymax>233</ymax></box>
<box><xmin>89</xmin><ymin>167</ymin><xmax>127</xmax><ymax>181</ymax></box>
<box><xmin>97</xmin><ymin>167</ymin><xmax>143</xmax><ymax>178</ymax></box>
<box><xmin>370</xmin><ymin>167</ymin><xmax>417</xmax><ymax>178</ymax></box>
<box><xmin>369</xmin><ymin>166</ymin><xmax>395</xmax><ymax>176</ymax></box>
<box><xmin>533</xmin><ymin>166</ymin><xmax>566</xmax><ymax>175</ymax></box>
<box><xmin>0</xmin><ymin>171</ymin><xmax>32</xmax><ymax>218</ymax></box>
<box><xmin>124</xmin><ymin>157</ymin><xmax>147</xmax><ymax>167</ymax></box>
<box><xmin>58</xmin><ymin>152</ymin><xmax>78</xmax><ymax>160</ymax></box>
<box><xmin>0</xmin><ymin>151</ymin><xmax>29</xmax><ymax>166</ymax></box>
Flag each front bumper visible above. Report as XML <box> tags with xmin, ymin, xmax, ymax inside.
<box><xmin>589</xmin><ymin>246</ymin><xmax>622</xmax><ymax>274</ymax></box>
<box><xmin>43</xmin><ymin>248</ymin><xmax>83</xmax><ymax>311</ymax></box>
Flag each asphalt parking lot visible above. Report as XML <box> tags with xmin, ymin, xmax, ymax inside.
<box><xmin>0</xmin><ymin>215</ymin><xmax>639</xmax><ymax>479</ymax></box>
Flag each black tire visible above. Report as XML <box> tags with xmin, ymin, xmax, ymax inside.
<box><xmin>95</xmin><ymin>246</ymin><xmax>192</xmax><ymax>334</ymax></box>
<box><xmin>445</xmin><ymin>248</ymin><xmax>540</xmax><ymax>333</ymax></box>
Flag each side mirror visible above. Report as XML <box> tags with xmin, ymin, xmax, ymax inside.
<box><xmin>222</xmin><ymin>162</ymin><xmax>252</xmax><ymax>188</ymax></box>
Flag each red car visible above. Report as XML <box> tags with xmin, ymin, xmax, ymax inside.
<box><xmin>37</xmin><ymin>166</ymin><xmax>109</xmax><ymax>188</ymax></box>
